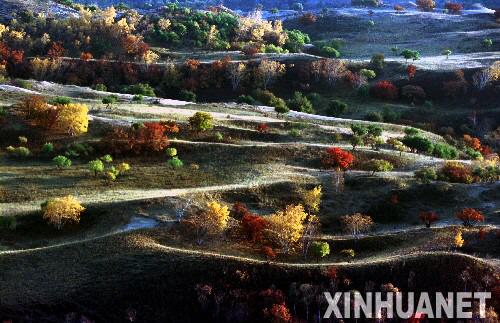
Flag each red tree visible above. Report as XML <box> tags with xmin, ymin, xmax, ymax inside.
<box><xmin>407</xmin><ymin>64</ymin><xmax>417</xmax><ymax>80</ymax></box>
<box><xmin>322</xmin><ymin>147</ymin><xmax>355</xmax><ymax>170</ymax></box>
<box><xmin>80</xmin><ymin>52</ymin><xmax>93</xmax><ymax>61</ymax></box>
<box><xmin>47</xmin><ymin>42</ymin><xmax>65</xmax><ymax>58</ymax></box>
<box><xmin>445</xmin><ymin>3</ymin><xmax>463</xmax><ymax>13</ymax></box>
<box><xmin>256</xmin><ymin>123</ymin><xmax>270</xmax><ymax>133</ymax></box>
<box><xmin>300</xmin><ymin>13</ymin><xmax>317</xmax><ymax>25</ymax></box>
<box><xmin>262</xmin><ymin>246</ymin><xmax>277</xmax><ymax>259</ymax></box>
<box><xmin>241</xmin><ymin>213</ymin><xmax>268</xmax><ymax>243</ymax></box>
<box><xmin>456</xmin><ymin>208</ymin><xmax>484</xmax><ymax>226</ymax></box>
<box><xmin>419</xmin><ymin>211</ymin><xmax>439</xmax><ymax>227</ymax></box>
<box><xmin>263</xmin><ymin>304</ymin><xmax>291</xmax><ymax>323</ymax></box>
<box><xmin>231</xmin><ymin>202</ymin><xmax>250</xmax><ymax>219</ymax></box>
<box><xmin>370</xmin><ymin>80</ymin><xmax>399</xmax><ymax>100</ymax></box>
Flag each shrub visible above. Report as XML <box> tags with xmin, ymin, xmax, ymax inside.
<box><xmin>192</xmin><ymin>201</ymin><xmax>230</xmax><ymax>244</ymax></box>
<box><xmin>50</xmin><ymin>96</ymin><xmax>72</xmax><ymax>105</ymax></box>
<box><xmin>370</xmin><ymin>53</ymin><xmax>385</xmax><ymax>70</ymax></box>
<box><xmin>370</xmin><ymin>81</ymin><xmax>398</xmax><ymax>100</ymax></box>
<box><xmin>231</xmin><ymin>202</ymin><xmax>250</xmax><ymax>219</ymax></box>
<box><xmin>400</xmin><ymin>49</ymin><xmax>421</xmax><ymax>62</ymax></box>
<box><xmin>0</xmin><ymin>216</ymin><xmax>16</xmax><ymax>230</ymax></box>
<box><xmin>438</xmin><ymin>162</ymin><xmax>473</xmax><ymax>183</ymax></box>
<box><xmin>132</xmin><ymin>94</ymin><xmax>144</xmax><ymax>102</ymax></box>
<box><xmin>241</xmin><ymin>213</ymin><xmax>268</xmax><ymax>243</ymax></box>
<box><xmin>53</xmin><ymin>155</ymin><xmax>72</xmax><ymax>169</ymax></box>
<box><xmin>102</xmin><ymin>95</ymin><xmax>118</xmax><ymax>108</ymax></box>
<box><xmin>106</xmin><ymin>166</ymin><xmax>120</xmax><ymax>181</ymax></box>
<box><xmin>101</xmin><ymin>154</ymin><xmax>113</xmax><ymax>163</ymax></box>
<box><xmin>360</xmin><ymin>69</ymin><xmax>376</xmax><ymax>79</ymax></box>
<box><xmin>94</xmin><ymin>83</ymin><xmax>107</xmax><ymax>92</ymax></box>
<box><xmin>404</xmin><ymin>127</ymin><xmax>420</xmax><ymax>136</ymax></box>
<box><xmin>320</xmin><ymin>46</ymin><xmax>340</xmax><ymax>58</ymax></box>
<box><xmin>189</xmin><ymin>112</ymin><xmax>214</xmax><ymax>132</ymax></box>
<box><xmin>340</xmin><ymin>249</ymin><xmax>355</xmax><ymax>262</ymax></box>
<box><xmin>106</xmin><ymin>122</ymin><xmax>171</xmax><ymax>154</ymax></box>
<box><xmin>365</xmin><ymin>111</ymin><xmax>383</xmax><ymax>122</ymax></box>
<box><xmin>256</xmin><ymin>123</ymin><xmax>270</xmax><ymax>133</ymax></box>
<box><xmin>55</xmin><ymin>103</ymin><xmax>89</xmax><ymax>136</ymax></box>
<box><xmin>237</xmin><ymin>95</ymin><xmax>256</xmax><ymax>105</ymax></box>
<box><xmin>165</xmin><ymin>147</ymin><xmax>177</xmax><ymax>157</ymax></box>
<box><xmin>123</xmin><ymin>83</ymin><xmax>155</xmax><ymax>97</ymax></box>
<box><xmin>284</xmin><ymin>29</ymin><xmax>310</xmax><ymax>53</ymax></box>
<box><xmin>382</xmin><ymin>107</ymin><xmax>400</xmax><ymax>122</ymax></box>
<box><xmin>41</xmin><ymin>142</ymin><xmax>54</xmax><ymax>154</ymax></box>
<box><xmin>262</xmin><ymin>246</ymin><xmax>277</xmax><ymax>259</ymax></box>
<box><xmin>456</xmin><ymin>208</ymin><xmax>484</xmax><ymax>226</ymax></box>
<box><xmin>415</xmin><ymin>167</ymin><xmax>438</xmax><ymax>183</ymax></box>
<box><xmin>327</xmin><ymin>100</ymin><xmax>348</xmax><ymax>116</ymax></box>
<box><xmin>287</xmin><ymin>92</ymin><xmax>313</xmax><ymax>113</ymax></box>
<box><xmin>432</xmin><ymin>143</ymin><xmax>458</xmax><ymax>159</ymax></box>
<box><xmin>419</xmin><ymin>211</ymin><xmax>439</xmax><ymax>227</ymax></box>
<box><xmin>6</xmin><ymin>146</ymin><xmax>31</xmax><ymax>157</ymax></box>
<box><xmin>310</xmin><ymin>241</ymin><xmax>330</xmax><ymax>258</ymax></box>
<box><xmin>168</xmin><ymin>157</ymin><xmax>184</xmax><ymax>169</ymax></box>
<box><xmin>364</xmin><ymin>159</ymin><xmax>394</xmax><ymax>175</ymax></box>
<box><xmin>402</xmin><ymin>135</ymin><xmax>433</xmax><ymax>154</ymax></box>
<box><xmin>42</xmin><ymin>195</ymin><xmax>85</xmax><ymax>229</ymax></box>
<box><xmin>401</xmin><ymin>85</ymin><xmax>426</xmax><ymax>102</ymax></box>
<box><xmin>214</xmin><ymin>131</ymin><xmax>224</xmax><ymax>142</ymax></box>
<box><xmin>351</xmin><ymin>124</ymin><xmax>369</xmax><ymax>137</ymax></box>
<box><xmin>444</xmin><ymin>2</ymin><xmax>463</xmax><ymax>13</ymax></box>
<box><xmin>117</xmin><ymin>163</ymin><xmax>131</xmax><ymax>174</ymax></box>
<box><xmin>180</xmin><ymin>90</ymin><xmax>197</xmax><ymax>102</ymax></box>
<box><xmin>88</xmin><ymin>159</ymin><xmax>105</xmax><ymax>176</ymax></box>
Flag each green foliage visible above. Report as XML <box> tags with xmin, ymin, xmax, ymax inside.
<box><xmin>400</xmin><ymin>49</ymin><xmax>421</xmax><ymax>61</ymax></box>
<box><xmin>6</xmin><ymin>146</ymin><xmax>31</xmax><ymax>157</ymax></box>
<box><xmin>94</xmin><ymin>83</ymin><xmax>107</xmax><ymax>92</ymax></box>
<box><xmin>53</xmin><ymin>155</ymin><xmax>72</xmax><ymax>169</ymax></box>
<box><xmin>465</xmin><ymin>147</ymin><xmax>482</xmax><ymax>160</ymax></box>
<box><xmin>166</xmin><ymin>148</ymin><xmax>177</xmax><ymax>157</ymax></box>
<box><xmin>51</xmin><ymin>96</ymin><xmax>72</xmax><ymax>105</ymax></box>
<box><xmin>123</xmin><ymin>83</ymin><xmax>156</xmax><ymax>97</ymax></box>
<box><xmin>264</xmin><ymin>44</ymin><xmax>287</xmax><ymax>54</ymax></box>
<box><xmin>42</xmin><ymin>142</ymin><xmax>54</xmax><ymax>154</ymax></box>
<box><xmin>404</xmin><ymin>127</ymin><xmax>420</xmax><ymax>136</ymax></box>
<box><xmin>64</xmin><ymin>143</ymin><xmax>94</xmax><ymax>158</ymax></box>
<box><xmin>320</xmin><ymin>46</ymin><xmax>340</xmax><ymax>58</ymax></box>
<box><xmin>382</xmin><ymin>106</ymin><xmax>400</xmax><ymax>122</ymax></box>
<box><xmin>180</xmin><ymin>90</ymin><xmax>197</xmax><ymax>102</ymax></box>
<box><xmin>284</xmin><ymin>29</ymin><xmax>310</xmax><ymax>53</ymax></box>
<box><xmin>340</xmin><ymin>249</ymin><xmax>355</xmax><ymax>261</ymax></box>
<box><xmin>432</xmin><ymin>143</ymin><xmax>458</xmax><ymax>159</ymax></box>
<box><xmin>0</xmin><ymin>106</ymin><xmax>6</xmax><ymax>118</ymax></box>
<box><xmin>101</xmin><ymin>154</ymin><xmax>113</xmax><ymax>163</ymax></box>
<box><xmin>415</xmin><ymin>167</ymin><xmax>438</xmax><ymax>183</ymax></box>
<box><xmin>360</xmin><ymin>69</ymin><xmax>376</xmax><ymax>79</ymax></box>
<box><xmin>214</xmin><ymin>131</ymin><xmax>224</xmax><ymax>142</ymax></box>
<box><xmin>350</xmin><ymin>135</ymin><xmax>364</xmax><ymax>150</ymax></box>
<box><xmin>168</xmin><ymin>157</ymin><xmax>184</xmax><ymax>169</ymax></box>
<box><xmin>370</xmin><ymin>53</ymin><xmax>385</xmax><ymax>70</ymax></box>
<box><xmin>237</xmin><ymin>95</ymin><xmax>257</xmax><ymax>105</ymax></box>
<box><xmin>287</xmin><ymin>92</ymin><xmax>313</xmax><ymax>114</ymax></box>
<box><xmin>483</xmin><ymin>38</ymin><xmax>493</xmax><ymax>47</ymax></box>
<box><xmin>402</xmin><ymin>135</ymin><xmax>434</xmax><ymax>153</ymax></box>
<box><xmin>365</xmin><ymin>159</ymin><xmax>394</xmax><ymax>174</ymax></box>
<box><xmin>327</xmin><ymin>100</ymin><xmax>348</xmax><ymax>116</ymax></box>
<box><xmin>88</xmin><ymin>159</ymin><xmax>105</xmax><ymax>176</ymax></box>
<box><xmin>102</xmin><ymin>95</ymin><xmax>118</xmax><ymax>107</ymax></box>
<box><xmin>351</xmin><ymin>124</ymin><xmax>368</xmax><ymax>137</ymax></box>
<box><xmin>288</xmin><ymin>128</ymin><xmax>301</xmax><ymax>137</ymax></box>
<box><xmin>367</xmin><ymin>125</ymin><xmax>383</xmax><ymax>137</ymax></box>
<box><xmin>310</xmin><ymin>241</ymin><xmax>330</xmax><ymax>258</ymax></box>
<box><xmin>365</xmin><ymin>111</ymin><xmax>383</xmax><ymax>122</ymax></box>
<box><xmin>189</xmin><ymin>112</ymin><xmax>214</xmax><ymax>132</ymax></box>
<box><xmin>132</xmin><ymin>95</ymin><xmax>144</xmax><ymax>102</ymax></box>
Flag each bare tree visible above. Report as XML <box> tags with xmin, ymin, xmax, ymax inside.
<box><xmin>340</xmin><ymin>213</ymin><xmax>374</xmax><ymax>239</ymax></box>
<box><xmin>227</xmin><ymin>62</ymin><xmax>246</xmax><ymax>91</ymax></box>
<box><xmin>257</xmin><ymin>59</ymin><xmax>285</xmax><ymax>89</ymax></box>
<box><xmin>323</xmin><ymin>59</ymin><xmax>347</xmax><ymax>86</ymax></box>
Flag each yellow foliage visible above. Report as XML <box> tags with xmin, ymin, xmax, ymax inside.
<box><xmin>157</xmin><ymin>18</ymin><xmax>171</xmax><ymax>31</ymax></box>
<box><xmin>302</xmin><ymin>186</ymin><xmax>322</xmax><ymax>213</ymax></box>
<box><xmin>55</xmin><ymin>103</ymin><xmax>89</xmax><ymax>136</ymax></box>
<box><xmin>100</xmin><ymin>7</ymin><xmax>117</xmax><ymax>26</ymax></box>
<box><xmin>42</xmin><ymin>195</ymin><xmax>85</xmax><ymax>229</ymax></box>
<box><xmin>488</xmin><ymin>61</ymin><xmax>500</xmax><ymax>81</ymax></box>
<box><xmin>116</xmin><ymin>18</ymin><xmax>134</xmax><ymax>34</ymax></box>
<box><xmin>142</xmin><ymin>50</ymin><xmax>159</xmax><ymax>65</ymax></box>
<box><xmin>9</xmin><ymin>30</ymin><xmax>26</xmax><ymax>40</ymax></box>
<box><xmin>267</xmin><ymin>204</ymin><xmax>307</xmax><ymax>252</ymax></box>
<box><xmin>0</xmin><ymin>24</ymin><xmax>7</xmax><ymax>38</ymax></box>
<box><xmin>454</xmin><ymin>230</ymin><xmax>464</xmax><ymax>248</ymax></box>
<box><xmin>203</xmin><ymin>201</ymin><xmax>230</xmax><ymax>233</ymax></box>
<box><xmin>31</xmin><ymin>57</ymin><xmax>61</xmax><ymax>80</ymax></box>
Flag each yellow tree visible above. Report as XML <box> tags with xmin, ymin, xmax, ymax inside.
<box><xmin>42</xmin><ymin>195</ymin><xmax>85</xmax><ymax>229</ymax></box>
<box><xmin>341</xmin><ymin>213</ymin><xmax>374</xmax><ymax>239</ymax></box>
<box><xmin>267</xmin><ymin>204</ymin><xmax>307</xmax><ymax>254</ymax></box>
<box><xmin>193</xmin><ymin>201</ymin><xmax>230</xmax><ymax>244</ymax></box>
<box><xmin>55</xmin><ymin>103</ymin><xmax>89</xmax><ymax>136</ymax></box>
<box><xmin>454</xmin><ymin>230</ymin><xmax>464</xmax><ymax>248</ymax></box>
<box><xmin>302</xmin><ymin>186</ymin><xmax>322</xmax><ymax>214</ymax></box>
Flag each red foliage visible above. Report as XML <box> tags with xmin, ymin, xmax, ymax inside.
<box><xmin>300</xmin><ymin>13</ymin><xmax>317</xmax><ymax>25</ymax></box>
<box><xmin>47</xmin><ymin>42</ymin><xmax>65</xmax><ymax>58</ymax></box>
<box><xmin>105</xmin><ymin>122</ymin><xmax>172</xmax><ymax>155</ymax></box>
<box><xmin>345</xmin><ymin>71</ymin><xmax>364</xmax><ymax>89</ymax></box>
<box><xmin>80</xmin><ymin>52</ymin><xmax>93</xmax><ymax>61</ymax></box>
<box><xmin>10</xmin><ymin>50</ymin><xmax>24</xmax><ymax>64</ymax></box>
<box><xmin>463</xmin><ymin>134</ymin><xmax>481</xmax><ymax>151</ymax></box>
<box><xmin>242</xmin><ymin>44</ymin><xmax>261</xmax><ymax>56</ymax></box>
<box><xmin>456</xmin><ymin>208</ymin><xmax>484</xmax><ymax>226</ymax></box>
<box><xmin>478</xmin><ymin>228</ymin><xmax>488</xmax><ymax>240</ymax></box>
<box><xmin>324</xmin><ymin>266</ymin><xmax>339</xmax><ymax>280</ymax></box>
<box><xmin>0</xmin><ymin>42</ymin><xmax>24</xmax><ymax>65</ymax></box>
<box><xmin>440</xmin><ymin>163</ymin><xmax>473</xmax><ymax>183</ymax></box>
<box><xmin>259</xmin><ymin>288</ymin><xmax>286</xmax><ymax>307</ymax></box>
<box><xmin>407</xmin><ymin>64</ymin><xmax>417</xmax><ymax>80</ymax></box>
<box><xmin>256</xmin><ymin>123</ymin><xmax>270</xmax><ymax>133</ymax></box>
<box><xmin>263</xmin><ymin>304</ymin><xmax>291</xmax><ymax>323</ymax></box>
<box><xmin>322</xmin><ymin>147</ymin><xmax>355</xmax><ymax>170</ymax></box>
<box><xmin>370</xmin><ymin>80</ymin><xmax>399</xmax><ymax>100</ymax></box>
<box><xmin>262</xmin><ymin>246</ymin><xmax>277</xmax><ymax>259</ymax></box>
<box><xmin>445</xmin><ymin>2</ymin><xmax>463</xmax><ymax>13</ymax></box>
<box><xmin>184</xmin><ymin>59</ymin><xmax>201</xmax><ymax>73</ymax></box>
<box><xmin>419</xmin><ymin>211</ymin><xmax>439</xmax><ymax>227</ymax></box>
<box><xmin>480</xmin><ymin>145</ymin><xmax>493</xmax><ymax>156</ymax></box>
<box><xmin>242</xmin><ymin>213</ymin><xmax>268</xmax><ymax>243</ymax></box>
<box><xmin>231</xmin><ymin>202</ymin><xmax>249</xmax><ymax>219</ymax></box>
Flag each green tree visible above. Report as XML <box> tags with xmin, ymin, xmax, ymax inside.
<box><xmin>402</xmin><ymin>135</ymin><xmax>434</xmax><ymax>154</ymax></box>
<box><xmin>53</xmin><ymin>155</ymin><xmax>71</xmax><ymax>169</ymax></box>
<box><xmin>327</xmin><ymin>100</ymin><xmax>348</xmax><ymax>116</ymax></box>
<box><xmin>189</xmin><ymin>112</ymin><xmax>214</xmax><ymax>132</ymax></box>
<box><xmin>88</xmin><ymin>159</ymin><xmax>104</xmax><ymax>177</ymax></box>
<box><xmin>287</xmin><ymin>92</ymin><xmax>314</xmax><ymax>113</ymax></box>
<box><xmin>400</xmin><ymin>49</ymin><xmax>420</xmax><ymax>62</ymax></box>
<box><xmin>284</xmin><ymin>29</ymin><xmax>310</xmax><ymax>53</ymax></box>
<box><xmin>310</xmin><ymin>241</ymin><xmax>330</xmax><ymax>258</ymax></box>
<box><xmin>102</xmin><ymin>95</ymin><xmax>118</xmax><ymax>108</ymax></box>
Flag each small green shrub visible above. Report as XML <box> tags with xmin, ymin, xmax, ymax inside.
<box><xmin>42</xmin><ymin>142</ymin><xmax>54</xmax><ymax>154</ymax></box>
<box><xmin>53</xmin><ymin>155</ymin><xmax>72</xmax><ymax>169</ymax></box>
<box><xmin>365</xmin><ymin>111</ymin><xmax>383</xmax><ymax>122</ymax></box>
<box><xmin>94</xmin><ymin>83</ymin><xmax>107</xmax><ymax>92</ymax></box>
<box><xmin>432</xmin><ymin>143</ymin><xmax>458</xmax><ymax>159</ymax></box>
<box><xmin>287</xmin><ymin>91</ymin><xmax>313</xmax><ymax>114</ymax></box>
<box><xmin>327</xmin><ymin>100</ymin><xmax>348</xmax><ymax>116</ymax></box>
<box><xmin>180</xmin><ymin>90</ymin><xmax>197</xmax><ymax>102</ymax></box>
<box><xmin>310</xmin><ymin>241</ymin><xmax>330</xmax><ymax>258</ymax></box>
<box><xmin>168</xmin><ymin>157</ymin><xmax>184</xmax><ymax>169</ymax></box>
<box><xmin>415</xmin><ymin>167</ymin><xmax>438</xmax><ymax>183</ymax></box>
<box><xmin>237</xmin><ymin>95</ymin><xmax>257</xmax><ymax>105</ymax></box>
<box><xmin>50</xmin><ymin>96</ymin><xmax>72</xmax><ymax>105</ymax></box>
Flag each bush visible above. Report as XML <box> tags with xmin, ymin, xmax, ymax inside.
<box><xmin>166</xmin><ymin>147</ymin><xmax>177</xmax><ymax>157</ymax></box>
<box><xmin>6</xmin><ymin>146</ymin><xmax>31</xmax><ymax>157</ymax></box>
<box><xmin>101</xmin><ymin>154</ymin><xmax>113</xmax><ymax>163</ymax></box>
<box><xmin>401</xmin><ymin>85</ymin><xmax>426</xmax><ymax>102</ymax></box>
<box><xmin>50</xmin><ymin>96</ymin><xmax>72</xmax><ymax>105</ymax></box>
<box><xmin>370</xmin><ymin>81</ymin><xmax>398</xmax><ymax>100</ymax></box>
<box><xmin>439</xmin><ymin>162</ymin><xmax>474</xmax><ymax>183</ymax></box>
<box><xmin>402</xmin><ymin>135</ymin><xmax>433</xmax><ymax>154</ymax></box>
<box><xmin>88</xmin><ymin>159</ymin><xmax>105</xmax><ymax>176</ymax></box>
<box><xmin>432</xmin><ymin>143</ymin><xmax>458</xmax><ymax>159</ymax></box>
<box><xmin>168</xmin><ymin>157</ymin><xmax>184</xmax><ymax>169</ymax></box>
<box><xmin>123</xmin><ymin>83</ymin><xmax>156</xmax><ymax>97</ymax></box>
<box><xmin>382</xmin><ymin>107</ymin><xmax>400</xmax><ymax>122</ymax></box>
<box><xmin>41</xmin><ymin>142</ymin><xmax>54</xmax><ymax>154</ymax></box>
<box><xmin>365</xmin><ymin>111</ymin><xmax>383</xmax><ymax>122</ymax></box>
<box><xmin>322</xmin><ymin>147</ymin><xmax>355</xmax><ymax>170</ymax></box>
<box><xmin>180</xmin><ymin>90</ymin><xmax>197</xmax><ymax>102</ymax></box>
<box><xmin>237</xmin><ymin>95</ymin><xmax>257</xmax><ymax>105</ymax></box>
<box><xmin>310</xmin><ymin>241</ymin><xmax>330</xmax><ymax>258</ymax></box>
<box><xmin>287</xmin><ymin>92</ymin><xmax>313</xmax><ymax>114</ymax></box>
<box><xmin>42</xmin><ymin>195</ymin><xmax>85</xmax><ymax>229</ymax></box>
<box><xmin>364</xmin><ymin>159</ymin><xmax>394</xmax><ymax>174</ymax></box>
<box><xmin>415</xmin><ymin>167</ymin><xmax>438</xmax><ymax>183</ymax></box>
<box><xmin>465</xmin><ymin>147</ymin><xmax>482</xmax><ymax>160</ymax></box>
<box><xmin>320</xmin><ymin>46</ymin><xmax>340</xmax><ymax>58</ymax></box>
<box><xmin>327</xmin><ymin>100</ymin><xmax>348</xmax><ymax>116</ymax></box>
<box><xmin>94</xmin><ymin>83</ymin><xmax>107</xmax><ymax>92</ymax></box>
<box><xmin>132</xmin><ymin>94</ymin><xmax>144</xmax><ymax>102</ymax></box>
<box><xmin>102</xmin><ymin>95</ymin><xmax>118</xmax><ymax>107</ymax></box>
<box><xmin>53</xmin><ymin>155</ymin><xmax>72</xmax><ymax>169</ymax></box>
<box><xmin>284</xmin><ymin>29</ymin><xmax>310</xmax><ymax>53</ymax></box>
<box><xmin>370</xmin><ymin>53</ymin><xmax>385</xmax><ymax>70</ymax></box>
<box><xmin>189</xmin><ymin>112</ymin><xmax>213</xmax><ymax>132</ymax></box>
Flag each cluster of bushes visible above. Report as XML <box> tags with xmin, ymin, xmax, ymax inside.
<box><xmin>416</xmin><ymin>161</ymin><xmax>500</xmax><ymax>184</ymax></box>
<box><xmin>401</xmin><ymin>128</ymin><xmax>459</xmax><ymax>159</ymax></box>
<box><xmin>5</xmin><ymin>136</ymin><xmax>31</xmax><ymax>158</ymax></box>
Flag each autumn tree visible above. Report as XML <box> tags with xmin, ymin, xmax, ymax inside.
<box><xmin>301</xmin><ymin>186</ymin><xmax>322</xmax><ymax>214</ymax></box>
<box><xmin>257</xmin><ymin>59</ymin><xmax>285</xmax><ymax>89</ymax></box>
<box><xmin>241</xmin><ymin>213</ymin><xmax>268</xmax><ymax>243</ymax></box>
<box><xmin>55</xmin><ymin>103</ymin><xmax>89</xmax><ymax>136</ymax></box>
<box><xmin>456</xmin><ymin>208</ymin><xmax>484</xmax><ymax>227</ymax></box>
<box><xmin>364</xmin><ymin>159</ymin><xmax>394</xmax><ymax>175</ymax></box>
<box><xmin>189</xmin><ymin>112</ymin><xmax>214</xmax><ymax>132</ymax></box>
<box><xmin>192</xmin><ymin>201</ymin><xmax>230</xmax><ymax>244</ymax></box>
<box><xmin>341</xmin><ymin>213</ymin><xmax>374</xmax><ymax>239</ymax></box>
<box><xmin>227</xmin><ymin>62</ymin><xmax>246</xmax><ymax>91</ymax></box>
<box><xmin>267</xmin><ymin>204</ymin><xmax>307</xmax><ymax>253</ymax></box>
<box><xmin>42</xmin><ymin>195</ymin><xmax>85</xmax><ymax>229</ymax></box>
<box><xmin>419</xmin><ymin>211</ymin><xmax>439</xmax><ymax>228</ymax></box>
<box><xmin>322</xmin><ymin>147</ymin><xmax>355</xmax><ymax>171</ymax></box>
